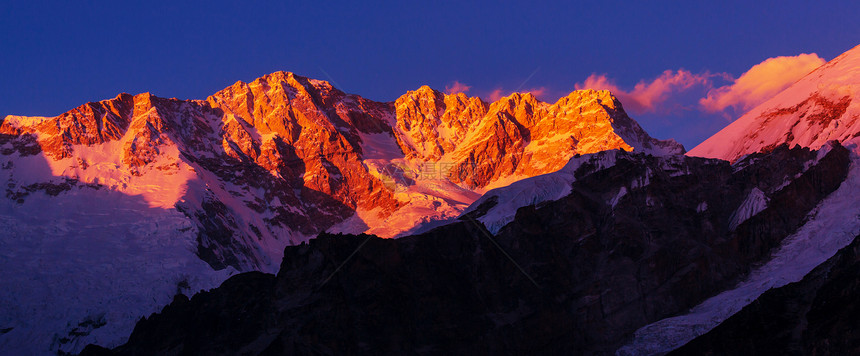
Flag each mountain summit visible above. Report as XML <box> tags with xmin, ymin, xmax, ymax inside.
<box><xmin>689</xmin><ymin>45</ymin><xmax>860</xmax><ymax>162</ymax></box>
<box><xmin>1</xmin><ymin>71</ymin><xmax>683</xmax><ymax>269</ymax></box>
<box><xmin>0</xmin><ymin>71</ymin><xmax>682</xmax><ymax>355</ymax></box>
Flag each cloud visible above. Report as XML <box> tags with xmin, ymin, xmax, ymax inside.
<box><xmin>699</xmin><ymin>53</ymin><xmax>825</xmax><ymax>113</ymax></box>
<box><xmin>475</xmin><ymin>53</ymin><xmax>825</xmax><ymax>119</ymax></box>
<box><xmin>525</xmin><ymin>87</ymin><xmax>547</xmax><ymax>98</ymax></box>
<box><xmin>445</xmin><ymin>81</ymin><xmax>471</xmax><ymax>94</ymax></box>
<box><xmin>487</xmin><ymin>88</ymin><xmax>505</xmax><ymax>101</ymax></box>
<box><xmin>566</xmin><ymin>53</ymin><xmax>827</xmax><ymax>149</ymax></box>
<box><xmin>484</xmin><ymin>87</ymin><xmax>549</xmax><ymax>102</ymax></box>
<box><xmin>575</xmin><ymin>70</ymin><xmax>715</xmax><ymax>114</ymax></box>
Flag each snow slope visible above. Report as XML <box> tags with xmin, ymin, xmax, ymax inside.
<box><xmin>617</xmin><ymin>138</ymin><xmax>860</xmax><ymax>356</ymax></box>
<box><xmin>460</xmin><ymin>150</ymin><xmax>620</xmax><ymax>234</ymax></box>
<box><xmin>0</xmin><ymin>184</ymin><xmax>234</xmax><ymax>356</ymax></box>
<box><xmin>689</xmin><ymin>44</ymin><xmax>860</xmax><ymax>161</ymax></box>
<box><xmin>459</xmin><ymin>148</ymin><xmax>693</xmax><ymax>235</ymax></box>
<box><xmin>728</xmin><ymin>187</ymin><xmax>769</xmax><ymax>230</ymax></box>
<box><xmin>0</xmin><ymin>132</ymin><xmax>243</xmax><ymax>355</ymax></box>
<box><xmin>328</xmin><ymin>178</ymin><xmax>481</xmax><ymax>238</ymax></box>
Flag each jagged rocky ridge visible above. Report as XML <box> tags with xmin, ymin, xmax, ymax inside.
<box><xmin>0</xmin><ymin>72</ymin><xmax>684</xmax><ymax>355</ymax></box>
<box><xmin>23</xmin><ymin>44</ymin><xmax>860</xmax><ymax>356</ymax></box>
<box><xmin>81</xmin><ymin>142</ymin><xmax>850</xmax><ymax>355</ymax></box>
<box><xmin>0</xmin><ymin>72</ymin><xmax>682</xmax><ymax>272</ymax></box>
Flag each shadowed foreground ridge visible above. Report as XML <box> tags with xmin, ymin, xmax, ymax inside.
<box><xmin>81</xmin><ymin>143</ymin><xmax>850</xmax><ymax>355</ymax></box>
<box><xmin>670</xmin><ymin>231</ymin><xmax>860</xmax><ymax>355</ymax></box>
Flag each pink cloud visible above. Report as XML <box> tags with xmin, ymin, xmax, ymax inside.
<box><xmin>473</xmin><ymin>53</ymin><xmax>825</xmax><ymax>120</ymax></box>
<box><xmin>525</xmin><ymin>87</ymin><xmax>548</xmax><ymax>99</ymax></box>
<box><xmin>700</xmin><ymin>53</ymin><xmax>826</xmax><ymax>113</ymax></box>
<box><xmin>487</xmin><ymin>88</ymin><xmax>505</xmax><ymax>101</ymax></box>
<box><xmin>575</xmin><ymin>70</ymin><xmax>715</xmax><ymax>114</ymax></box>
<box><xmin>483</xmin><ymin>87</ymin><xmax>550</xmax><ymax>102</ymax></box>
<box><xmin>445</xmin><ymin>81</ymin><xmax>472</xmax><ymax>94</ymax></box>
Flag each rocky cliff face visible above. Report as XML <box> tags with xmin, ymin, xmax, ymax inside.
<box><xmin>1</xmin><ymin>87</ymin><xmax>395</xmax><ymax>271</ymax></box>
<box><xmin>392</xmin><ymin>85</ymin><xmax>488</xmax><ymax>162</ymax></box>
<box><xmin>445</xmin><ymin>89</ymin><xmax>684</xmax><ymax>188</ymax></box>
<box><xmin>0</xmin><ymin>72</ymin><xmax>681</xmax><ymax>272</ymax></box>
<box><xmin>670</xmin><ymin>231</ymin><xmax>860</xmax><ymax>356</ymax></box>
<box><xmin>0</xmin><ymin>72</ymin><xmax>687</xmax><ymax>355</ymax></box>
<box><xmin>81</xmin><ymin>142</ymin><xmax>849</xmax><ymax>356</ymax></box>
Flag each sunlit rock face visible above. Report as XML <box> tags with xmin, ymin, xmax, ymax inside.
<box><xmin>445</xmin><ymin>89</ymin><xmax>684</xmax><ymax>188</ymax></box>
<box><xmin>0</xmin><ymin>71</ymin><xmax>681</xmax><ymax>355</ymax></box>
<box><xmin>1</xmin><ymin>71</ymin><xmax>681</xmax><ymax>271</ymax></box>
<box><xmin>18</xmin><ymin>44</ymin><xmax>860</xmax><ymax>356</ymax></box>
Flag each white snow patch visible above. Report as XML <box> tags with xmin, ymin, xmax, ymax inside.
<box><xmin>610</xmin><ymin>187</ymin><xmax>628</xmax><ymax>208</ymax></box>
<box><xmin>329</xmin><ymin>178</ymin><xmax>481</xmax><ymax>238</ymax></box>
<box><xmin>728</xmin><ymin>187</ymin><xmax>769</xmax><ymax>230</ymax></box>
<box><xmin>462</xmin><ymin>150</ymin><xmax>619</xmax><ymax>234</ymax></box>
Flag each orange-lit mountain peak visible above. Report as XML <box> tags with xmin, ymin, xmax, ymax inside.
<box><xmin>1</xmin><ymin>70</ymin><xmax>683</xmax><ymax>246</ymax></box>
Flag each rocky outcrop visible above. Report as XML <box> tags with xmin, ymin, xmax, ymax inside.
<box><xmin>204</xmin><ymin>71</ymin><xmax>401</xmax><ymax>215</ymax></box>
<box><xmin>18</xmin><ymin>94</ymin><xmax>135</xmax><ymax>159</ymax></box>
<box><xmin>82</xmin><ymin>143</ymin><xmax>849</xmax><ymax>355</ymax></box>
<box><xmin>445</xmin><ymin>89</ymin><xmax>684</xmax><ymax>188</ymax></box>
<box><xmin>393</xmin><ymin>85</ymin><xmax>488</xmax><ymax>161</ymax></box>
<box><xmin>670</xmin><ymin>232</ymin><xmax>860</xmax><ymax>356</ymax></box>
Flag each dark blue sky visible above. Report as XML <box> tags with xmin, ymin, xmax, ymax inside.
<box><xmin>2</xmin><ymin>1</ymin><xmax>858</xmax><ymax>148</ymax></box>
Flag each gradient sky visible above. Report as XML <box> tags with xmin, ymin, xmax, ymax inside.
<box><xmin>3</xmin><ymin>1</ymin><xmax>859</xmax><ymax>149</ymax></box>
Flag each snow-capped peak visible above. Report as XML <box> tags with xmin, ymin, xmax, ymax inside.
<box><xmin>689</xmin><ymin>44</ymin><xmax>860</xmax><ymax>162</ymax></box>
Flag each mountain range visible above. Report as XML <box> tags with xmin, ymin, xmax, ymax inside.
<box><xmin>3</xmin><ymin>45</ymin><xmax>860</xmax><ymax>355</ymax></box>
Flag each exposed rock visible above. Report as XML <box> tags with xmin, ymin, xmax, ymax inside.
<box><xmin>393</xmin><ymin>85</ymin><xmax>487</xmax><ymax>161</ymax></box>
<box><xmin>83</xmin><ymin>143</ymin><xmax>848</xmax><ymax>355</ymax></box>
<box><xmin>670</xmin><ymin>232</ymin><xmax>860</xmax><ymax>356</ymax></box>
<box><xmin>0</xmin><ymin>72</ymin><xmax>681</xmax><ymax>271</ymax></box>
